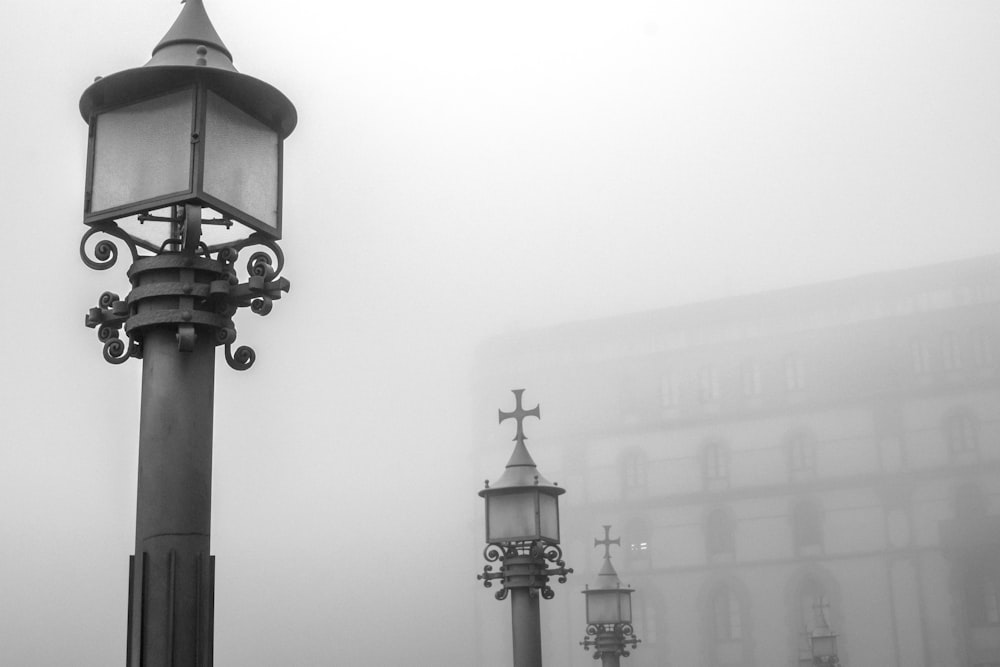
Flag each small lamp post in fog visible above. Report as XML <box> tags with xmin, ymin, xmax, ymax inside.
<box><xmin>478</xmin><ymin>389</ymin><xmax>573</xmax><ymax>667</ymax></box>
<box><xmin>580</xmin><ymin>526</ymin><xmax>640</xmax><ymax>666</ymax></box>
<box><xmin>808</xmin><ymin>598</ymin><xmax>841</xmax><ymax>666</ymax></box>
<box><xmin>78</xmin><ymin>1</ymin><xmax>295</xmax><ymax>665</ymax></box>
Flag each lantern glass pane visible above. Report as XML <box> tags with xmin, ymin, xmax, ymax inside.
<box><xmin>621</xmin><ymin>592</ymin><xmax>632</xmax><ymax>623</ymax></box>
<box><xmin>587</xmin><ymin>590</ymin><xmax>624</xmax><ymax>625</ymax></box>
<box><xmin>90</xmin><ymin>89</ymin><xmax>194</xmax><ymax>213</ymax></box>
<box><xmin>812</xmin><ymin>634</ymin><xmax>836</xmax><ymax>657</ymax></box>
<box><xmin>203</xmin><ymin>91</ymin><xmax>280</xmax><ymax>231</ymax></box>
<box><xmin>539</xmin><ymin>492</ymin><xmax>559</xmax><ymax>543</ymax></box>
<box><xmin>487</xmin><ymin>491</ymin><xmax>538</xmax><ymax>542</ymax></box>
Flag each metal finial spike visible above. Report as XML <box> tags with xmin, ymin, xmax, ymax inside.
<box><xmin>153</xmin><ymin>0</ymin><xmax>232</xmax><ymax>61</ymax></box>
<box><xmin>498</xmin><ymin>388</ymin><xmax>540</xmax><ymax>447</ymax></box>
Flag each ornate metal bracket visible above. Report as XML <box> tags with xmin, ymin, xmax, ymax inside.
<box><xmin>82</xmin><ymin>218</ymin><xmax>289</xmax><ymax>370</ymax></box>
<box><xmin>580</xmin><ymin>623</ymin><xmax>640</xmax><ymax>660</ymax></box>
<box><xmin>477</xmin><ymin>541</ymin><xmax>572</xmax><ymax>601</ymax></box>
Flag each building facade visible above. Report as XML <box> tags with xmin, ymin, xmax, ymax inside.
<box><xmin>473</xmin><ymin>255</ymin><xmax>1000</xmax><ymax>667</ymax></box>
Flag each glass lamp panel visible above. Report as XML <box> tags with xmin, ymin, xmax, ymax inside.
<box><xmin>621</xmin><ymin>592</ymin><xmax>633</xmax><ymax>623</ymax></box>
<box><xmin>812</xmin><ymin>634</ymin><xmax>836</xmax><ymax>658</ymax></box>
<box><xmin>587</xmin><ymin>590</ymin><xmax>625</xmax><ymax>625</ymax></box>
<box><xmin>538</xmin><ymin>492</ymin><xmax>560</xmax><ymax>543</ymax></box>
<box><xmin>203</xmin><ymin>91</ymin><xmax>280</xmax><ymax>232</ymax></box>
<box><xmin>90</xmin><ymin>89</ymin><xmax>194</xmax><ymax>213</ymax></box>
<box><xmin>487</xmin><ymin>490</ymin><xmax>538</xmax><ymax>542</ymax></box>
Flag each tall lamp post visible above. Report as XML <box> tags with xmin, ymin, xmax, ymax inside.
<box><xmin>477</xmin><ymin>389</ymin><xmax>573</xmax><ymax>667</ymax></box>
<box><xmin>580</xmin><ymin>526</ymin><xmax>640</xmax><ymax>666</ymax></box>
<box><xmin>78</xmin><ymin>2</ymin><xmax>295</xmax><ymax>665</ymax></box>
<box><xmin>809</xmin><ymin>598</ymin><xmax>841</xmax><ymax>666</ymax></box>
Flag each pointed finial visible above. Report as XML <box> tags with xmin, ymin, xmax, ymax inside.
<box><xmin>150</xmin><ymin>0</ymin><xmax>234</xmax><ymax>66</ymax></box>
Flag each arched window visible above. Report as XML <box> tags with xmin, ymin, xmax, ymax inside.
<box><xmin>741</xmin><ymin>359</ymin><xmax>761</xmax><ymax>397</ymax></box>
<box><xmin>620</xmin><ymin>448</ymin><xmax>648</xmax><ymax>499</ymax></box>
<box><xmin>787</xmin><ymin>431</ymin><xmax>816</xmax><ymax>476</ymax></box>
<box><xmin>699</xmin><ymin>365</ymin><xmax>720</xmax><ymax>402</ymax></box>
<box><xmin>784</xmin><ymin>354</ymin><xmax>805</xmax><ymax>391</ymax></box>
<box><xmin>942</xmin><ymin>331</ymin><xmax>963</xmax><ymax>370</ymax></box>
<box><xmin>963</xmin><ymin>556</ymin><xmax>1000</xmax><ymax>627</ymax></box>
<box><xmin>703</xmin><ymin>580</ymin><xmax>754</xmax><ymax>667</ymax></box>
<box><xmin>972</xmin><ymin>327</ymin><xmax>995</xmax><ymax>367</ymax></box>
<box><xmin>955</xmin><ymin>484</ymin><xmax>988</xmax><ymax>519</ymax></box>
<box><xmin>910</xmin><ymin>336</ymin><xmax>931</xmax><ymax>374</ymax></box>
<box><xmin>791</xmin><ymin>500</ymin><xmax>823</xmax><ymax>552</ymax></box>
<box><xmin>712</xmin><ymin>587</ymin><xmax>743</xmax><ymax>640</ymax></box>
<box><xmin>702</xmin><ymin>440</ymin><xmax>730</xmax><ymax>488</ymax></box>
<box><xmin>706</xmin><ymin>507</ymin><xmax>735</xmax><ymax>558</ymax></box>
<box><xmin>945</xmin><ymin>412</ymin><xmax>979</xmax><ymax>454</ymax></box>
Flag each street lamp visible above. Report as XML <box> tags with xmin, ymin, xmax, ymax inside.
<box><xmin>580</xmin><ymin>526</ymin><xmax>640</xmax><ymax>666</ymax></box>
<box><xmin>478</xmin><ymin>389</ymin><xmax>573</xmax><ymax>667</ymax></box>
<box><xmin>809</xmin><ymin>598</ymin><xmax>841</xmax><ymax>666</ymax></box>
<box><xmin>78</xmin><ymin>2</ymin><xmax>295</xmax><ymax>665</ymax></box>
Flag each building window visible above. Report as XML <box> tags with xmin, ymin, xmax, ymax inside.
<box><xmin>942</xmin><ymin>331</ymin><xmax>963</xmax><ymax>370</ymax></box>
<box><xmin>784</xmin><ymin>354</ymin><xmax>805</xmax><ymax>391</ymax></box>
<box><xmin>711</xmin><ymin>587</ymin><xmax>743</xmax><ymax>640</ymax></box>
<box><xmin>964</xmin><ymin>559</ymin><xmax>1000</xmax><ymax>626</ymax></box>
<box><xmin>955</xmin><ymin>484</ymin><xmax>988</xmax><ymax>519</ymax></box>
<box><xmin>911</xmin><ymin>337</ymin><xmax>931</xmax><ymax>374</ymax></box>
<box><xmin>637</xmin><ymin>593</ymin><xmax>662</xmax><ymax>646</ymax></box>
<box><xmin>660</xmin><ymin>372</ymin><xmax>678</xmax><ymax>408</ymax></box>
<box><xmin>703</xmin><ymin>441</ymin><xmax>730</xmax><ymax>486</ymax></box>
<box><xmin>741</xmin><ymin>359</ymin><xmax>761</xmax><ymax>397</ymax></box>
<box><xmin>945</xmin><ymin>413</ymin><xmax>979</xmax><ymax>453</ymax></box>
<box><xmin>706</xmin><ymin>507</ymin><xmax>735</xmax><ymax>557</ymax></box>
<box><xmin>621</xmin><ymin>449</ymin><xmax>648</xmax><ymax>499</ymax></box>
<box><xmin>972</xmin><ymin>327</ymin><xmax>995</xmax><ymax>367</ymax></box>
<box><xmin>791</xmin><ymin>500</ymin><xmax>823</xmax><ymax>551</ymax></box>
<box><xmin>698</xmin><ymin>366</ymin><xmax>719</xmax><ymax>402</ymax></box>
<box><xmin>788</xmin><ymin>432</ymin><xmax>816</xmax><ymax>475</ymax></box>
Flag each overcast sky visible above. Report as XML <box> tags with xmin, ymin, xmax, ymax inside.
<box><xmin>3</xmin><ymin>0</ymin><xmax>1000</xmax><ymax>664</ymax></box>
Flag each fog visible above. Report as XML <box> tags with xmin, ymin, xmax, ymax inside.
<box><xmin>2</xmin><ymin>0</ymin><xmax>1000</xmax><ymax>665</ymax></box>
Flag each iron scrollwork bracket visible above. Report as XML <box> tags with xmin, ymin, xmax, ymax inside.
<box><xmin>81</xmin><ymin>222</ymin><xmax>290</xmax><ymax>370</ymax></box>
<box><xmin>580</xmin><ymin>623</ymin><xmax>641</xmax><ymax>659</ymax></box>
<box><xmin>84</xmin><ymin>291</ymin><xmax>137</xmax><ymax>364</ymax></box>
<box><xmin>477</xmin><ymin>541</ymin><xmax>573</xmax><ymax>602</ymax></box>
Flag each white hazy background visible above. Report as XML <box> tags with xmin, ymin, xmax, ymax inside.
<box><xmin>3</xmin><ymin>0</ymin><xmax>1000</xmax><ymax>664</ymax></box>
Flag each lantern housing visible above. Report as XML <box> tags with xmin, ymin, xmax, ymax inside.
<box><xmin>480</xmin><ymin>439</ymin><xmax>563</xmax><ymax>545</ymax></box>
<box><xmin>79</xmin><ymin>0</ymin><xmax>296</xmax><ymax>247</ymax></box>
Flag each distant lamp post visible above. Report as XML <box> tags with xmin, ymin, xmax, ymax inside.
<box><xmin>78</xmin><ymin>1</ymin><xmax>295</xmax><ymax>665</ymax></box>
<box><xmin>809</xmin><ymin>598</ymin><xmax>841</xmax><ymax>666</ymax></box>
<box><xmin>580</xmin><ymin>526</ymin><xmax>640</xmax><ymax>666</ymax></box>
<box><xmin>478</xmin><ymin>389</ymin><xmax>573</xmax><ymax>667</ymax></box>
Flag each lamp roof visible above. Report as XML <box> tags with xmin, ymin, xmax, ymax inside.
<box><xmin>79</xmin><ymin>0</ymin><xmax>297</xmax><ymax>138</ymax></box>
<box><xmin>480</xmin><ymin>439</ymin><xmax>564</xmax><ymax>494</ymax></box>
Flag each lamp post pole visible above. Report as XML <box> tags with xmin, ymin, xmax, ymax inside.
<box><xmin>78</xmin><ymin>2</ymin><xmax>295</xmax><ymax>665</ymax></box>
<box><xmin>478</xmin><ymin>390</ymin><xmax>573</xmax><ymax>667</ymax></box>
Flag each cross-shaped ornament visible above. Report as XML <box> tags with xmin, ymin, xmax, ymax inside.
<box><xmin>595</xmin><ymin>524</ymin><xmax>621</xmax><ymax>560</ymax></box>
<box><xmin>498</xmin><ymin>388</ymin><xmax>540</xmax><ymax>447</ymax></box>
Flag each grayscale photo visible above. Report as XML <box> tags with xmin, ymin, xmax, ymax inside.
<box><xmin>2</xmin><ymin>1</ymin><xmax>999</xmax><ymax>665</ymax></box>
